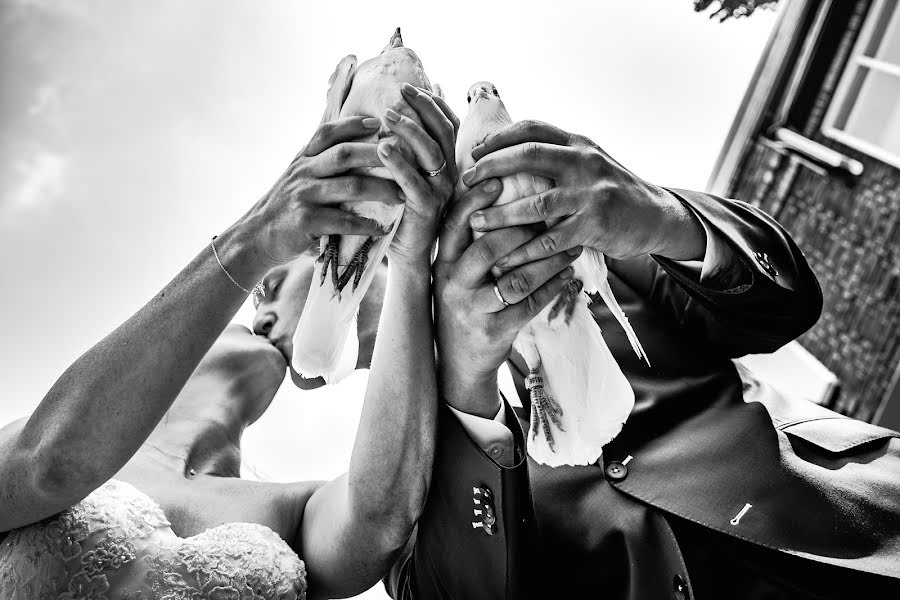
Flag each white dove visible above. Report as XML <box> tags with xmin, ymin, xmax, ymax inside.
<box><xmin>456</xmin><ymin>81</ymin><xmax>648</xmax><ymax>467</ymax></box>
<box><xmin>292</xmin><ymin>28</ymin><xmax>438</xmax><ymax>383</ymax></box>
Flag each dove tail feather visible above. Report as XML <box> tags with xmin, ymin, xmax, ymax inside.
<box><xmin>579</xmin><ymin>248</ymin><xmax>649</xmax><ymax>366</ymax></box>
<box><xmin>595</xmin><ymin>277</ymin><xmax>650</xmax><ymax>367</ymax></box>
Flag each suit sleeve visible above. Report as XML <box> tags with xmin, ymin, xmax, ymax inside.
<box><xmin>385</xmin><ymin>401</ymin><xmax>536</xmax><ymax>600</ymax></box>
<box><xmin>606</xmin><ymin>188</ymin><xmax>823</xmax><ymax>357</ymax></box>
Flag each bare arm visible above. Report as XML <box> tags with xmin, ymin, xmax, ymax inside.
<box><xmin>300</xmin><ymin>85</ymin><xmax>452</xmax><ymax>599</ymax></box>
<box><xmin>0</xmin><ymin>116</ymin><xmax>396</xmax><ymax>533</ymax></box>
<box><xmin>0</xmin><ymin>230</ymin><xmax>257</xmax><ymax>532</ymax></box>
<box><xmin>301</xmin><ymin>260</ymin><xmax>437</xmax><ymax>598</ymax></box>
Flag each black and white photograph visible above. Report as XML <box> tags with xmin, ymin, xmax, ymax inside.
<box><xmin>1</xmin><ymin>0</ymin><xmax>899</xmax><ymax>598</ymax></box>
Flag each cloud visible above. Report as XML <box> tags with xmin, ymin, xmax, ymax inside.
<box><xmin>9</xmin><ymin>149</ymin><xmax>66</xmax><ymax>210</ymax></box>
<box><xmin>27</xmin><ymin>82</ymin><xmax>63</xmax><ymax>118</ymax></box>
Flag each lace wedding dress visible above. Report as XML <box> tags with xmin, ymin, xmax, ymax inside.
<box><xmin>0</xmin><ymin>479</ymin><xmax>307</xmax><ymax>599</ymax></box>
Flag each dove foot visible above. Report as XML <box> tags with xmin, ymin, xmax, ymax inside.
<box><xmin>318</xmin><ymin>236</ymin><xmax>375</xmax><ymax>301</ymax></box>
<box><xmin>318</xmin><ymin>236</ymin><xmax>341</xmax><ymax>289</ymax></box>
<box><xmin>526</xmin><ymin>367</ymin><xmax>564</xmax><ymax>452</ymax></box>
<box><xmin>548</xmin><ymin>278</ymin><xmax>584</xmax><ymax>325</ymax></box>
<box><xmin>328</xmin><ymin>237</ymin><xmax>374</xmax><ymax>301</ymax></box>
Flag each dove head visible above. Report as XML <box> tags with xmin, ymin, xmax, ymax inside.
<box><xmin>337</xmin><ymin>28</ymin><xmax>435</xmax><ymax>180</ymax></box>
<box><xmin>466</xmin><ymin>81</ymin><xmax>504</xmax><ymax>110</ymax></box>
<box><xmin>456</xmin><ymin>80</ymin><xmax>512</xmax><ymax>184</ymax></box>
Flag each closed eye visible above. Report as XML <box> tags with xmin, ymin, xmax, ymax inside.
<box><xmin>269</xmin><ymin>276</ymin><xmax>283</xmax><ymax>299</ymax></box>
<box><xmin>256</xmin><ymin>272</ymin><xmax>285</xmax><ymax>306</ymax></box>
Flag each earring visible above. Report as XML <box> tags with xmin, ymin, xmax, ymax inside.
<box><xmin>251</xmin><ymin>281</ymin><xmax>266</xmax><ymax>308</ymax></box>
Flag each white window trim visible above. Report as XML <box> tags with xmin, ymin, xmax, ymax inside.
<box><xmin>822</xmin><ymin>0</ymin><xmax>900</xmax><ymax>169</ymax></box>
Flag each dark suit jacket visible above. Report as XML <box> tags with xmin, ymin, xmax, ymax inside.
<box><xmin>386</xmin><ymin>189</ymin><xmax>900</xmax><ymax>599</ymax></box>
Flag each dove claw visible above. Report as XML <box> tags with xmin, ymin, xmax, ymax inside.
<box><xmin>319</xmin><ymin>237</ymin><xmax>340</xmax><ymax>287</ymax></box>
<box><xmin>526</xmin><ymin>367</ymin><xmax>565</xmax><ymax>452</ymax></box>
<box><xmin>548</xmin><ymin>278</ymin><xmax>584</xmax><ymax>325</ymax></box>
<box><xmin>331</xmin><ymin>237</ymin><xmax>375</xmax><ymax>296</ymax></box>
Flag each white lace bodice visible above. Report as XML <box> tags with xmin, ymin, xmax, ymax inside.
<box><xmin>0</xmin><ymin>479</ymin><xmax>307</xmax><ymax>600</ymax></box>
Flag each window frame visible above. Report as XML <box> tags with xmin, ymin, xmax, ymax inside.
<box><xmin>822</xmin><ymin>0</ymin><xmax>900</xmax><ymax>169</ymax></box>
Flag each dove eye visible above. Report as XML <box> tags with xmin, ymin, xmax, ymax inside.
<box><xmin>467</xmin><ymin>95</ymin><xmax>471</xmax><ymax>103</ymax></box>
<box><xmin>493</xmin><ymin>88</ymin><xmax>499</xmax><ymax>96</ymax></box>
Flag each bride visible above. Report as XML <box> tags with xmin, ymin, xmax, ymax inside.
<box><xmin>0</xmin><ymin>80</ymin><xmax>456</xmax><ymax>599</ymax></box>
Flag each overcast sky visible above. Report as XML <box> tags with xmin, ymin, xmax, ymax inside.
<box><xmin>0</xmin><ymin>1</ymin><xmax>776</xmax><ymax>596</ymax></box>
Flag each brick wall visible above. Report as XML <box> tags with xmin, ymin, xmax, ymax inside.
<box><xmin>732</xmin><ymin>140</ymin><xmax>900</xmax><ymax>421</ymax></box>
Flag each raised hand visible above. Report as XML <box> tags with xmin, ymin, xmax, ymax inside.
<box><xmin>377</xmin><ymin>83</ymin><xmax>458</xmax><ymax>266</ymax></box>
<box><xmin>461</xmin><ymin>120</ymin><xmax>705</xmax><ymax>268</ymax></box>
<box><xmin>433</xmin><ymin>178</ymin><xmax>581</xmax><ymax>418</ymax></box>
<box><xmin>245</xmin><ymin>116</ymin><xmax>402</xmax><ymax>269</ymax></box>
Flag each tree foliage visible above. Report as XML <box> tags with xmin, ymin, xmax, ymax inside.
<box><xmin>694</xmin><ymin>0</ymin><xmax>779</xmax><ymax>22</ymax></box>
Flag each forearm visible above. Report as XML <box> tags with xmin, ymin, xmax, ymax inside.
<box><xmin>302</xmin><ymin>260</ymin><xmax>437</xmax><ymax>598</ymax></box>
<box><xmin>349</xmin><ymin>258</ymin><xmax>438</xmax><ymax>543</ymax></box>
<box><xmin>611</xmin><ymin>188</ymin><xmax>823</xmax><ymax>355</ymax></box>
<box><xmin>2</xmin><ymin>220</ymin><xmax>269</xmax><ymax>528</ymax></box>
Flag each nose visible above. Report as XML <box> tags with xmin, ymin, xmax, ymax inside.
<box><xmin>252</xmin><ymin>310</ymin><xmax>277</xmax><ymax>337</ymax></box>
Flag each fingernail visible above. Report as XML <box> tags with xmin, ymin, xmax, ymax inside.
<box><xmin>384</xmin><ymin>108</ymin><xmax>401</xmax><ymax>123</ymax></box>
<box><xmin>483</xmin><ymin>178</ymin><xmax>500</xmax><ymax>193</ymax></box>
<box><xmin>398</xmin><ymin>189</ymin><xmax>406</xmax><ymax>201</ymax></box>
<box><xmin>472</xmin><ymin>143</ymin><xmax>484</xmax><ymax>158</ymax></box>
<box><xmin>378</xmin><ymin>142</ymin><xmax>392</xmax><ymax>157</ymax></box>
<box><xmin>362</xmin><ymin>117</ymin><xmax>380</xmax><ymax>129</ymax></box>
<box><xmin>496</xmin><ymin>256</ymin><xmax>509</xmax><ymax>267</ymax></box>
<box><xmin>401</xmin><ymin>82</ymin><xmax>416</xmax><ymax>94</ymax></box>
<box><xmin>470</xmin><ymin>212</ymin><xmax>485</xmax><ymax>230</ymax></box>
<box><xmin>568</xmin><ymin>246</ymin><xmax>582</xmax><ymax>256</ymax></box>
<box><xmin>462</xmin><ymin>167</ymin><xmax>476</xmax><ymax>186</ymax></box>
<box><xmin>561</xmin><ymin>266</ymin><xmax>574</xmax><ymax>279</ymax></box>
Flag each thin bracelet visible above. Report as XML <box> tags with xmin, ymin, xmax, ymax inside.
<box><xmin>211</xmin><ymin>235</ymin><xmax>251</xmax><ymax>294</ymax></box>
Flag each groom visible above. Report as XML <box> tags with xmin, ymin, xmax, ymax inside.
<box><xmin>250</xmin><ymin>91</ymin><xmax>900</xmax><ymax>595</ymax></box>
<box><xmin>385</xmin><ymin>120</ymin><xmax>900</xmax><ymax>599</ymax></box>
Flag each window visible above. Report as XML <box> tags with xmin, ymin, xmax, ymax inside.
<box><xmin>823</xmin><ymin>0</ymin><xmax>900</xmax><ymax>168</ymax></box>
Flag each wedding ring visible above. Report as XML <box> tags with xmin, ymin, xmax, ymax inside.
<box><xmin>423</xmin><ymin>160</ymin><xmax>446</xmax><ymax>177</ymax></box>
<box><xmin>493</xmin><ymin>280</ymin><xmax>510</xmax><ymax>307</ymax></box>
